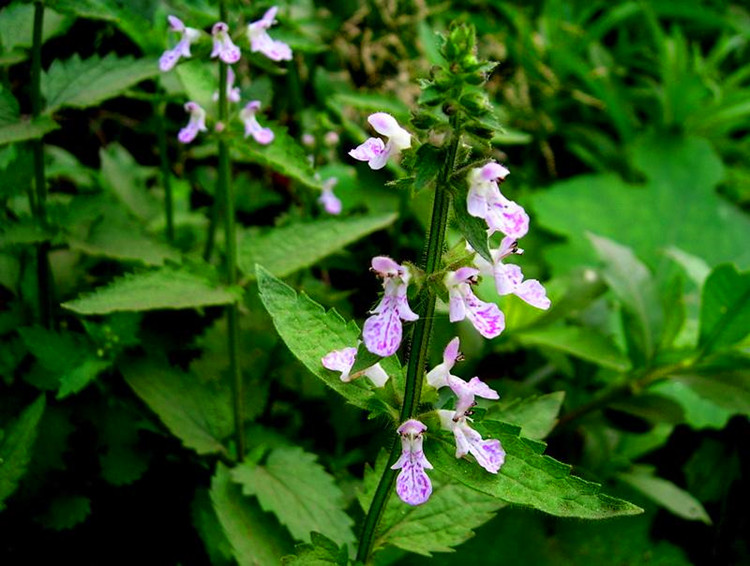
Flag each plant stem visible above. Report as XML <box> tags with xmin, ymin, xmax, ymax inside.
<box><xmin>156</xmin><ymin>100</ymin><xmax>174</xmax><ymax>242</ymax></box>
<box><xmin>356</xmin><ymin>125</ymin><xmax>460</xmax><ymax>564</ymax></box>
<box><xmin>31</xmin><ymin>1</ymin><xmax>53</xmax><ymax>328</ymax></box>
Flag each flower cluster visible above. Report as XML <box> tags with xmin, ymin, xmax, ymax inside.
<box><xmin>158</xmin><ymin>9</ymin><xmax>292</xmax><ymax>145</ymax></box>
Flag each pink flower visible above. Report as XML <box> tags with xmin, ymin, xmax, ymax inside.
<box><xmin>318</xmin><ymin>178</ymin><xmax>342</xmax><ymax>215</ymax></box>
<box><xmin>438</xmin><ymin>410</ymin><xmax>505</xmax><ymax>474</ymax></box>
<box><xmin>391</xmin><ymin>419</ymin><xmax>433</xmax><ymax>506</ymax></box>
<box><xmin>321</xmin><ymin>346</ymin><xmax>389</xmax><ymax>387</ymax></box>
<box><xmin>425</xmin><ymin>337</ymin><xmax>462</xmax><ymax>389</ymax></box>
<box><xmin>239</xmin><ymin>101</ymin><xmax>274</xmax><ymax>145</ymax></box>
<box><xmin>159</xmin><ymin>15</ymin><xmax>201</xmax><ymax>72</ymax></box>
<box><xmin>212</xmin><ymin>67</ymin><xmax>241</xmax><ymax>103</ymax></box>
<box><xmin>467</xmin><ymin>162</ymin><xmax>529</xmax><ymax>239</ymax></box>
<box><xmin>362</xmin><ymin>257</ymin><xmax>419</xmax><ymax>357</ymax></box>
<box><xmin>444</xmin><ymin>267</ymin><xmax>505</xmax><ymax>339</ymax></box>
<box><xmin>349</xmin><ymin>113</ymin><xmax>411</xmax><ymax>170</ymax></box>
<box><xmin>178</xmin><ymin>101</ymin><xmax>207</xmax><ymax>144</ymax></box>
<box><xmin>211</xmin><ymin>22</ymin><xmax>241</xmax><ymax>64</ymax></box>
<box><xmin>247</xmin><ymin>7</ymin><xmax>292</xmax><ymax>62</ymax></box>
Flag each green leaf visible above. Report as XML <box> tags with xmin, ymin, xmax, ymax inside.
<box><xmin>175</xmin><ymin>60</ymin><xmax>216</xmax><ymax>111</ymax></box>
<box><xmin>257</xmin><ymin>265</ymin><xmax>401</xmax><ymax>410</ymax></box>
<box><xmin>121</xmin><ymin>359</ymin><xmax>233</xmax><ymax>457</ymax></box>
<box><xmin>0</xmin><ymin>4</ymin><xmax>69</xmax><ymax>56</ymax></box>
<box><xmin>192</xmin><ymin>489</ymin><xmax>234</xmax><ymax>566</ymax></box>
<box><xmin>673</xmin><ymin>372</ymin><xmax>750</xmax><ymax>417</ymax></box>
<box><xmin>211</xmin><ymin>464</ymin><xmax>293</xmax><ymax>566</ymax></box>
<box><xmin>57</xmin><ymin>357</ymin><xmax>111</xmax><ymax>399</ymax></box>
<box><xmin>413</xmin><ymin>144</ymin><xmax>444</xmax><ymax>192</ymax></box>
<box><xmin>618</xmin><ymin>466</ymin><xmax>711</xmax><ymax>524</ymax></box>
<box><xmin>97</xmin><ymin>404</ymin><xmax>149</xmax><ymax>486</ymax></box>
<box><xmin>430</xmin><ymin>420</ymin><xmax>642</xmax><ymax>518</ymax></box>
<box><xmin>238</xmin><ymin>213</ymin><xmax>397</xmax><ymax>278</ymax></box>
<box><xmin>99</xmin><ymin>144</ymin><xmax>162</xmax><ymax>222</ymax></box>
<box><xmin>36</xmin><ymin>495</ymin><xmax>91</xmax><ymax>530</ymax></box>
<box><xmin>699</xmin><ymin>264</ymin><xmax>750</xmax><ymax>353</ymax></box>
<box><xmin>0</xmin><ymin>145</ymin><xmax>34</xmax><ymax>198</ymax></box>
<box><xmin>0</xmin><ymin>395</ymin><xmax>45</xmax><ymax>511</ymax></box>
<box><xmin>517</xmin><ymin>326</ymin><xmax>631</xmax><ymax>372</ymax></box>
<box><xmin>451</xmin><ymin>180</ymin><xmax>492</xmax><ymax>263</ymax></box>
<box><xmin>490</xmin><ymin>392</ymin><xmax>565</xmax><ymax>440</ymax></box>
<box><xmin>0</xmin><ymin>116</ymin><xmax>59</xmax><ymax>146</ymax></box>
<box><xmin>231</xmin><ymin>446</ymin><xmax>355</xmax><ymax>547</ymax></box>
<box><xmin>231</xmin><ymin>125</ymin><xmax>322</xmax><ymax>190</ymax></box>
<box><xmin>42</xmin><ymin>53</ymin><xmax>160</xmax><ymax>113</ymax></box>
<box><xmin>665</xmin><ymin>247</ymin><xmax>710</xmax><ymax>288</ymax></box>
<box><xmin>282</xmin><ymin>532</ymin><xmax>348</xmax><ymax>565</ymax></box>
<box><xmin>651</xmin><ymin>380</ymin><xmax>732</xmax><ymax>430</ymax></box>
<box><xmin>62</xmin><ymin>266</ymin><xmax>241</xmax><ymax>314</ymax></box>
<box><xmin>589</xmin><ymin>234</ymin><xmax>662</xmax><ymax>364</ymax></box>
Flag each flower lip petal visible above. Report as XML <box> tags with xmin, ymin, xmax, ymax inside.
<box><xmin>443</xmin><ymin>337</ymin><xmax>461</xmax><ymax>367</ymax></box>
<box><xmin>480</xmin><ymin>162</ymin><xmax>510</xmax><ymax>181</ymax></box>
<box><xmin>167</xmin><ymin>15</ymin><xmax>185</xmax><ymax>31</ymax></box>
<box><xmin>398</xmin><ymin>419</ymin><xmax>427</xmax><ymax>435</ymax></box>
<box><xmin>371</xmin><ymin>256</ymin><xmax>400</xmax><ymax>276</ymax></box>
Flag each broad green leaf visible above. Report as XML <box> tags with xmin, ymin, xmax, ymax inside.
<box><xmin>490</xmin><ymin>392</ymin><xmax>565</xmax><ymax>440</ymax></box>
<box><xmin>99</xmin><ymin>144</ymin><xmax>162</xmax><ymax>222</ymax></box>
<box><xmin>430</xmin><ymin>420</ymin><xmax>642</xmax><ymax>518</ymax></box>
<box><xmin>699</xmin><ymin>264</ymin><xmax>750</xmax><ymax>353</ymax></box>
<box><xmin>257</xmin><ymin>265</ymin><xmax>402</xmax><ymax>410</ymax></box>
<box><xmin>231</xmin><ymin>125</ymin><xmax>322</xmax><ymax>190</ymax></box>
<box><xmin>57</xmin><ymin>357</ymin><xmax>111</xmax><ymax>399</ymax></box>
<box><xmin>0</xmin><ymin>4</ymin><xmax>69</xmax><ymax>56</ymax></box>
<box><xmin>413</xmin><ymin>144</ymin><xmax>444</xmax><ymax>192</ymax></box>
<box><xmin>176</xmin><ymin>60</ymin><xmax>215</xmax><ymax>111</ymax></box>
<box><xmin>589</xmin><ymin>234</ymin><xmax>662</xmax><ymax>364</ymax></box>
<box><xmin>650</xmin><ymin>380</ymin><xmax>732</xmax><ymax>429</ymax></box>
<box><xmin>238</xmin><ymin>213</ymin><xmax>397</xmax><ymax>278</ymax></box>
<box><xmin>42</xmin><ymin>53</ymin><xmax>160</xmax><ymax>113</ymax></box>
<box><xmin>192</xmin><ymin>489</ymin><xmax>234</xmax><ymax>566</ymax></box>
<box><xmin>121</xmin><ymin>359</ymin><xmax>232</xmax><ymax>457</ymax></box>
<box><xmin>36</xmin><ymin>495</ymin><xmax>91</xmax><ymax>530</ymax></box>
<box><xmin>231</xmin><ymin>446</ymin><xmax>355</xmax><ymax>547</ymax></box>
<box><xmin>62</xmin><ymin>266</ymin><xmax>241</xmax><ymax>314</ymax></box>
<box><xmin>0</xmin><ymin>116</ymin><xmax>59</xmax><ymax>146</ymax></box>
<box><xmin>0</xmin><ymin>395</ymin><xmax>45</xmax><ymax>511</ymax></box>
<box><xmin>451</xmin><ymin>180</ymin><xmax>492</xmax><ymax>263</ymax></box>
<box><xmin>282</xmin><ymin>532</ymin><xmax>348</xmax><ymax>565</ymax></box>
<box><xmin>618</xmin><ymin>466</ymin><xmax>711</xmax><ymax>524</ymax></box>
<box><xmin>211</xmin><ymin>464</ymin><xmax>293</xmax><ymax>566</ymax></box>
<box><xmin>517</xmin><ymin>326</ymin><xmax>631</xmax><ymax>372</ymax></box>
<box><xmin>674</xmin><ymin>372</ymin><xmax>750</xmax><ymax>417</ymax></box>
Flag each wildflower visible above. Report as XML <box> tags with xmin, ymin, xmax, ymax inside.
<box><xmin>239</xmin><ymin>101</ymin><xmax>274</xmax><ymax>145</ymax></box>
<box><xmin>159</xmin><ymin>15</ymin><xmax>201</xmax><ymax>72</ymax></box>
<box><xmin>467</xmin><ymin>162</ymin><xmax>529</xmax><ymax>239</ymax></box>
<box><xmin>211</xmin><ymin>22</ymin><xmax>241</xmax><ymax>64</ymax></box>
<box><xmin>178</xmin><ymin>101</ymin><xmax>207</xmax><ymax>144</ymax></box>
<box><xmin>324</xmin><ymin>131</ymin><xmax>340</xmax><ymax>147</ymax></box>
<box><xmin>349</xmin><ymin>113</ymin><xmax>411</xmax><ymax>170</ymax></box>
<box><xmin>444</xmin><ymin>267</ymin><xmax>504</xmax><ymax>339</ymax></box>
<box><xmin>391</xmin><ymin>419</ymin><xmax>433</xmax><ymax>505</ymax></box>
<box><xmin>212</xmin><ymin>67</ymin><xmax>241</xmax><ymax>103</ymax></box>
<box><xmin>438</xmin><ymin>410</ymin><xmax>505</xmax><ymax>474</ymax></box>
<box><xmin>318</xmin><ymin>178</ymin><xmax>342</xmax><ymax>215</ymax></box>
<box><xmin>362</xmin><ymin>257</ymin><xmax>419</xmax><ymax>357</ymax></box>
<box><xmin>247</xmin><ymin>7</ymin><xmax>292</xmax><ymax>62</ymax></box>
<box><xmin>425</xmin><ymin>337</ymin><xmax>462</xmax><ymax>388</ymax></box>
<box><xmin>321</xmin><ymin>346</ymin><xmax>389</xmax><ymax>387</ymax></box>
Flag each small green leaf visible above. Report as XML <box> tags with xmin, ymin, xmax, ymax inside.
<box><xmin>57</xmin><ymin>357</ymin><xmax>111</xmax><ymax>399</ymax></box>
<box><xmin>414</xmin><ymin>144</ymin><xmax>444</xmax><ymax>192</ymax></box>
<box><xmin>42</xmin><ymin>53</ymin><xmax>160</xmax><ymax>113</ymax></box>
<box><xmin>62</xmin><ymin>266</ymin><xmax>241</xmax><ymax>314</ymax></box>
<box><xmin>431</xmin><ymin>420</ymin><xmax>642</xmax><ymax>518</ymax></box>
<box><xmin>699</xmin><ymin>264</ymin><xmax>750</xmax><ymax>354</ymax></box>
<box><xmin>36</xmin><ymin>495</ymin><xmax>91</xmax><ymax>530</ymax></box>
<box><xmin>0</xmin><ymin>395</ymin><xmax>45</xmax><ymax>511</ymax></box>
<box><xmin>451</xmin><ymin>181</ymin><xmax>492</xmax><ymax>263</ymax></box>
<box><xmin>211</xmin><ymin>464</ymin><xmax>293</xmax><ymax>566</ymax></box>
<box><xmin>282</xmin><ymin>532</ymin><xmax>348</xmax><ymax>565</ymax></box>
<box><xmin>231</xmin><ymin>446</ymin><xmax>355</xmax><ymax>547</ymax></box>
<box><xmin>121</xmin><ymin>359</ymin><xmax>232</xmax><ymax>456</ymax></box>
<box><xmin>238</xmin><ymin>213</ymin><xmax>397</xmax><ymax>278</ymax></box>
<box><xmin>490</xmin><ymin>392</ymin><xmax>565</xmax><ymax>440</ymax></box>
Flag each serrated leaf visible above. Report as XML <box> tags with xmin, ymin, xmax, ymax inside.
<box><xmin>231</xmin><ymin>125</ymin><xmax>322</xmax><ymax>190</ymax></box>
<box><xmin>176</xmin><ymin>60</ymin><xmax>215</xmax><ymax>111</ymax></box>
<box><xmin>282</xmin><ymin>532</ymin><xmax>348</xmax><ymax>566</ymax></box>
<box><xmin>231</xmin><ymin>446</ymin><xmax>355</xmax><ymax>547</ymax></box>
<box><xmin>257</xmin><ymin>265</ymin><xmax>402</xmax><ymax>410</ymax></box>
<box><xmin>57</xmin><ymin>357</ymin><xmax>111</xmax><ymax>399</ymax></box>
<box><xmin>451</xmin><ymin>181</ymin><xmax>492</xmax><ymax>263</ymax></box>
<box><xmin>431</xmin><ymin>420</ymin><xmax>642</xmax><ymax>518</ymax></box>
<box><xmin>37</xmin><ymin>495</ymin><xmax>91</xmax><ymax>530</ymax></box>
<box><xmin>42</xmin><ymin>53</ymin><xmax>160</xmax><ymax>113</ymax></box>
<box><xmin>193</xmin><ymin>489</ymin><xmax>234</xmax><ymax>566</ymax></box>
<box><xmin>62</xmin><ymin>266</ymin><xmax>241</xmax><ymax>314</ymax></box>
<box><xmin>0</xmin><ymin>145</ymin><xmax>34</xmax><ymax>198</ymax></box>
<box><xmin>0</xmin><ymin>116</ymin><xmax>59</xmax><ymax>146</ymax></box>
<box><xmin>517</xmin><ymin>325</ymin><xmax>631</xmax><ymax>371</ymax></box>
<box><xmin>0</xmin><ymin>395</ymin><xmax>45</xmax><ymax>511</ymax></box>
<box><xmin>99</xmin><ymin>144</ymin><xmax>162</xmax><ymax>222</ymax></box>
<box><xmin>490</xmin><ymin>392</ymin><xmax>566</xmax><ymax>440</ymax></box>
<box><xmin>414</xmin><ymin>144</ymin><xmax>444</xmax><ymax>192</ymax></box>
<box><xmin>122</xmin><ymin>359</ymin><xmax>232</xmax><ymax>456</ymax></box>
<box><xmin>211</xmin><ymin>464</ymin><xmax>293</xmax><ymax>566</ymax></box>
<box><xmin>238</xmin><ymin>213</ymin><xmax>397</xmax><ymax>278</ymax></box>
<box><xmin>651</xmin><ymin>380</ymin><xmax>732</xmax><ymax>429</ymax></box>
<box><xmin>699</xmin><ymin>264</ymin><xmax>750</xmax><ymax>354</ymax></box>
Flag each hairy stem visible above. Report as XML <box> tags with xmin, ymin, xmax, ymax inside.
<box><xmin>356</xmin><ymin>125</ymin><xmax>460</xmax><ymax>564</ymax></box>
<box><xmin>156</xmin><ymin>100</ymin><xmax>174</xmax><ymax>242</ymax></box>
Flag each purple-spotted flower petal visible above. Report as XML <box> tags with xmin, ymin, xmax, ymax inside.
<box><xmin>318</xmin><ymin>178</ymin><xmax>342</xmax><ymax>215</ymax></box>
<box><xmin>467</xmin><ymin>162</ymin><xmax>529</xmax><ymax>239</ymax></box>
<box><xmin>321</xmin><ymin>346</ymin><xmax>389</xmax><ymax>387</ymax></box>
<box><xmin>349</xmin><ymin>113</ymin><xmax>411</xmax><ymax>170</ymax></box>
<box><xmin>159</xmin><ymin>16</ymin><xmax>201</xmax><ymax>71</ymax></box>
<box><xmin>211</xmin><ymin>22</ymin><xmax>241</xmax><ymax>64</ymax></box>
<box><xmin>425</xmin><ymin>337</ymin><xmax>462</xmax><ymax>389</ymax></box>
<box><xmin>363</xmin><ymin>257</ymin><xmax>418</xmax><ymax>357</ymax></box>
<box><xmin>448</xmin><ymin>375</ymin><xmax>500</xmax><ymax>418</ymax></box>
<box><xmin>391</xmin><ymin>419</ymin><xmax>433</xmax><ymax>505</ymax></box>
<box><xmin>239</xmin><ymin>101</ymin><xmax>274</xmax><ymax>145</ymax></box>
<box><xmin>438</xmin><ymin>410</ymin><xmax>505</xmax><ymax>474</ymax></box>
<box><xmin>247</xmin><ymin>7</ymin><xmax>293</xmax><ymax>61</ymax></box>
<box><xmin>445</xmin><ymin>268</ymin><xmax>505</xmax><ymax>339</ymax></box>
<box><xmin>178</xmin><ymin>101</ymin><xmax>207</xmax><ymax>144</ymax></box>
<box><xmin>212</xmin><ymin>67</ymin><xmax>241</xmax><ymax>103</ymax></box>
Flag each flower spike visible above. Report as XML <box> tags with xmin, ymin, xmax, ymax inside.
<box><xmin>178</xmin><ymin>101</ymin><xmax>207</xmax><ymax>144</ymax></box>
<box><xmin>247</xmin><ymin>6</ymin><xmax>293</xmax><ymax>62</ymax></box>
<box><xmin>391</xmin><ymin>420</ymin><xmax>433</xmax><ymax>506</ymax></box>
<box><xmin>439</xmin><ymin>410</ymin><xmax>505</xmax><ymax>474</ymax></box>
<box><xmin>321</xmin><ymin>346</ymin><xmax>389</xmax><ymax>387</ymax></box>
<box><xmin>349</xmin><ymin>113</ymin><xmax>412</xmax><ymax>170</ymax></box>
<box><xmin>159</xmin><ymin>15</ymin><xmax>201</xmax><ymax>72</ymax></box>
<box><xmin>239</xmin><ymin>101</ymin><xmax>274</xmax><ymax>145</ymax></box>
<box><xmin>444</xmin><ymin>267</ymin><xmax>505</xmax><ymax>339</ymax></box>
<box><xmin>467</xmin><ymin>162</ymin><xmax>529</xmax><ymax>239</ymax></box>
<box><xmin>211</xmin><ymin>22</ymin><xmax>241</xmax><ymax>64</ymax></box>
